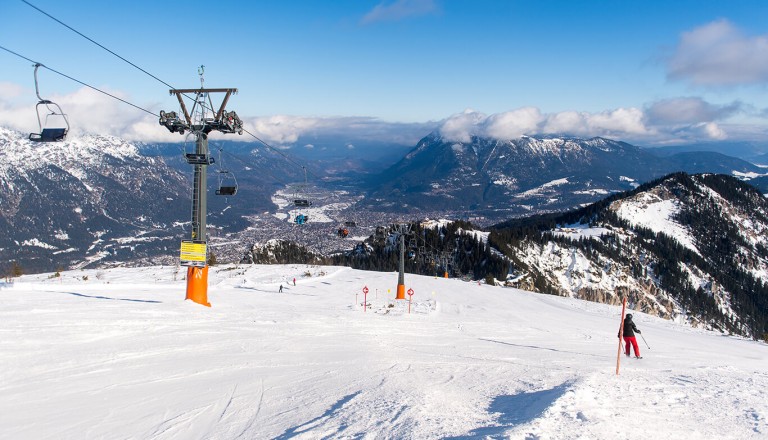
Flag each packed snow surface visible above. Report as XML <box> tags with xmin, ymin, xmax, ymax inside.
<box><xmin>1</xmin><ymin>265</ymin><xmax>767</xmax><ymax>439</ymax></box>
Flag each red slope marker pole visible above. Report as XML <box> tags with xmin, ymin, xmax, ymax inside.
<box><xmin>616</xmin><ymin>297</ymin><xmax>627</xmax><ymax>375</ymax></box>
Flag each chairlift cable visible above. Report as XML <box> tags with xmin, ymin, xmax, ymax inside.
<box><xmin>0</xmin><ymin>44</ymin><xmax>158</xmax><ymax>117</ymax></box>
<box><xmin>216</xmin><ymin>145</ymin><xmax>292</xmax><ymax>188</ymax></box>
<box><xmin>13</xmin><ymin>2</ymin><xmax>320</xmax><ymax>179</ymax></box>
<box><xmin>241</xmin><ymin>128</ymin><xmax>320</xmax><ymax>181</ymax></box>
<box><xmin>19</xmin><ymin>0</ymin><xmax>201</xmax><ymax>108</ymax></box>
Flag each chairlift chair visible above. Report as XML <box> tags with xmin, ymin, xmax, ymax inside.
<box><xmin>292</xmin><ymin>166</ymin><xmax>312</xmax><ymax>207</ymax></box>
<box><xmin>214</xmin><ymin>150</ymin><xmax>238</xmax><ymax>196</ymax></box>
<box><xmin>186</xmin><ymin>153</ymin><xmax>215</xmax><ymax>165</ymax></box>
<box><xmin>216</xmin><ymin>186</ymin><xmax>237</xmax><ymax>196</ymax></box>
<box><xmin>294</xmin><ymin>213</ymin><xmax>309</xmax><ymax>225</ymax></box>
<box><xmin>28</xmin><ymin>63</ymin><xmax>69</xmax><ymax>143</ymax></box>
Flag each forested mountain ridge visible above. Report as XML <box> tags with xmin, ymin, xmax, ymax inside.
<box><xmin>490</xmin><ymin>172</ymin><xmax>768</xmax><ymax>339</ymax></box>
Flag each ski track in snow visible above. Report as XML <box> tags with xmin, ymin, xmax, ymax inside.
<box><xmin>0</xmin><ymin>265</ymin><xmax>767</xmax><ymax>439</ymax></box>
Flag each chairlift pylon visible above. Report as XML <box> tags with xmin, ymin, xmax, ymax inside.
<box><xmin>28</xmin><ymin>63</ymin><xmax>69</xmax><ymax>142</ymax></box>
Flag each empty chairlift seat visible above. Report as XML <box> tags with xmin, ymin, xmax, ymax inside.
<box><xmin>216</xmin><ymin>186</ymin><xmax>237</xmax><ymax>196</ymax></box>
<box><xmin>29</xmin><ymin>127</ymin><xmax>67</xmax><ymax>142</ymax></box>
<box><xmin>28</xmin><ymin>64</ymin><xmax>69</xmax><ymax>143</ymax></box>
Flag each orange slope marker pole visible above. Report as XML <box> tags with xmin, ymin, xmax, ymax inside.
<box><xmin>616</xmin><ymin>297</ymin><xmax>627</xmax><ymax>375</ymax></box>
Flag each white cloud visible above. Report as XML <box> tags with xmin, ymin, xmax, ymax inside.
<box><xmin>0</xmin><ymin>82</ymin><xmax>24</xmax><ymax>99</ymax></box>
<box><xmin>541</xmin><ymin>111</ymin><xmax>588</xmax><ymax>135</ymax></box>
<box><xmin>484</xmin><ymin>107</ymin><xmax>543</xmax><ymax>139</ymax></box>
<box><xmin>438</xmin><ymin>109</ymin><xmax>487</xmax><ymax>142</ymax></box>
<box><xmin>646</xmin><ymin>97</ymin><xmax>741</xmax><ymax>125</ymax></box>
<box><xmin>0</xmin><ymin>85</ymin><xmax>181</xmax><ymax>142</ymax></box>
<box><xmin>0</xmin><ymin>82</ymin><xmax>758</xmax><ymax>147</ymax></box>
<box><xmin>439</xmin><ymin>107</ymin><xmax>652</xmax><ymax>143</ymax></box>
<box><xmin>585</xmin><ymin>107</ymin><xmax>648</xmax><ymax>135</ymax></box>
<box><xmin>245</xmin><ymin>115</ymin><xmax>321</xmax><ymax>146</ymax></box>
<box><xmin>702</xmin><ymin>122</ymin><xmax>727</xmax><ymax>140</ymax></box>
<box><xmin>667</xmin><ymin>19</ymin><xmax>768</xmax><ymax>85</ymax></box>
<box><xmin>361</xmin><ymin>0</ymin><xmax>439</xmax><ymax>25</ymax></box>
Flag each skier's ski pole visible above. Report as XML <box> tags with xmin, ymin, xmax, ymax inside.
<box><xmin>640</xmin><ymin>333</ymin><xmax>650</xmax><ymax>349</ymax></box>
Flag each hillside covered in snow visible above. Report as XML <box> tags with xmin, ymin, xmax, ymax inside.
<box><xmin>1</xmin><ymin>264</ymin><xmax>766</xmax><ymax>439</ymax></box>
<box><xmin>492</xmin><ymin>173</ymin><xmax>768</xmax><ymax>340</ymax></box>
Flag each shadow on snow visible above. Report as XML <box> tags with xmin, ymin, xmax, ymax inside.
<box><xmin>448</xmin><ymin>382</ymin><xmax>573</xmax><ymax>439</ymax></box>
<box><xmin>61</xmin><ymin>291</ymin><xmax>162</xmax><ymax>303</ymax></box>
<box><xmin>275</xmin><ymin>391</ymin><xmax>362</xmax><ymax>439</ymax></box>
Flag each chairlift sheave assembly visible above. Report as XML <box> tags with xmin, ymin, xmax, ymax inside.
<box><xmin>28</xmin><ymin>63</ymin><xmax>69</xmax><ymax>142</ymax></box>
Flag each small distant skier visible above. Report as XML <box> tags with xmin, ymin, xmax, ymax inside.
<box><xmin>279</xmin><ymin>284</ymin><xmax>283</xmax><ymax>293</ymax></box>
<box><xmin>619</xmin><ymin>313</ymin><xmax>642</xmax><ymax>359</ymax></box>
<box><xmin>293</xmin><ymin>277</ymin><xmax>296</xmax><ymax>286</ymax></box>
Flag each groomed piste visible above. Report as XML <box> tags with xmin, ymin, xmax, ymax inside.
<box><xmin>2</xmin><ymin>264</ymin><xmax>767</xmax><ymax>439</ymax></box>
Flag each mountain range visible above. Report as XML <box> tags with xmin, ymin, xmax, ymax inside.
<box><xmin>3</xmin><ymin>125</ymin><xmax>768</xmax><ymax>273</ymax></box>
<box><xmin>362</xmin><ymin>133</ymin><xmax>765</xmax><ymax>217</ymax></box>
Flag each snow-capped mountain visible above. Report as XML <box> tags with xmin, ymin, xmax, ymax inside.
<box><xmin>492</xmin><ymin>173</ymin><xmax>768</xmax><ymax>339</ymax></box>
<box><xmin>0</xmin><ymin>127</ymin><xmax>189</xmax><ymax>272</ymax></box>
<box><xmin>364</xmin><ymin>133</ymin><xmax>763</xmax><ymax>217</ymax></box>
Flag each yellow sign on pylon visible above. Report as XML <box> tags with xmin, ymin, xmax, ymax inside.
<box><xmin>180</xmin><ymin>240</ymin><xmax>207</xmax><ymax>267</ymax></box>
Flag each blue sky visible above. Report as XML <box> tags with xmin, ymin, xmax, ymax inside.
<box><xmin>2</xmin><ymin>0</ymin><xmax>768</xmax><ymax>147</ymax></box>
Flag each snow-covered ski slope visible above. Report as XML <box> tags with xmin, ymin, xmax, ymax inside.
<box><xmin>1</xmin><ymin>264</ymin><xmax>766</xmax><ymax>439</ymax></box>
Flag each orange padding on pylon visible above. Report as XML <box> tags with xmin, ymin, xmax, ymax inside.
<box><xmin>186</xmin><ymin>266</ymin><xmax>211</xmax><ymax>307</ymax></box>
<box><xmin>396</xmin><ymin>284</ymin><xmax>405</xmax><ymax>300</ymax></box>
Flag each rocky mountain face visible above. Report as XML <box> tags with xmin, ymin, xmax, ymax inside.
<box><xmin>0</xmin><ymin>128</ymin><xmax>190</xmax><ymax>273</ymax></box>
<box><xmin>490</xmin><ymin>173</ymin><xmax>768</xmax><ymax>340</ymax></box>
<box><xmin>363</xmin><ymin>134</ymin><xmax>763</xmax><ymax>219</ymax></box>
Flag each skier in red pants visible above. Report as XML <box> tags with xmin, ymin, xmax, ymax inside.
<box><xmin>619</xmin><ymin>314</ymin><xmax>642</xmax><ymax>359</ymax></box>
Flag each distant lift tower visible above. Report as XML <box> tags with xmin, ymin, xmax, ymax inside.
<box><xmin>394</xmin><ymin>223</ymin><xmax>411</xmax><ymax>300</ymax></box>
<box><xmin>159</xmin><ymin>66</ymin><xmax>243</xmax><ymax>306</ymax></box>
